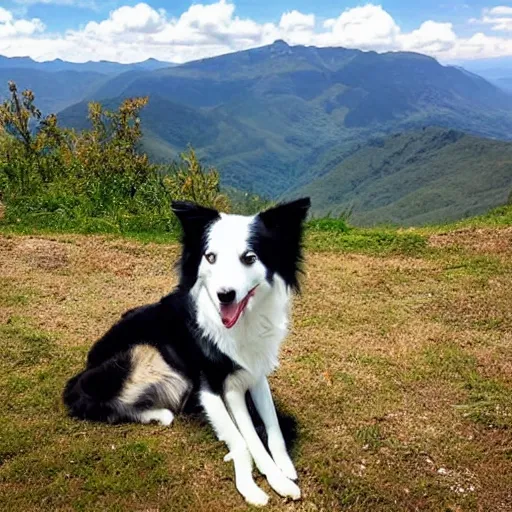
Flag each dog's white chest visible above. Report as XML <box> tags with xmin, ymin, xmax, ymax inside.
<box><xmin>193</xmin><ymin>275</ymin><xmax>291</xmax><ymax>381</ymax></box>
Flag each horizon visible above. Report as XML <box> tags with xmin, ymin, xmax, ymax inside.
<box><xmin>0</xmin><ymin>39</ymin><xmax>508</xmax><ymax>69</ymax></box>
<box><xmin>3</xmin><ymin>2</ymin><xmax>512</xmax><ymax>65</ymax></box>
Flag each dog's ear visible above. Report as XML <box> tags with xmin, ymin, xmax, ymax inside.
<box><xmin>171</xmin><ymin>201</ymin><xmax>219</xmax><ymax>237</ymax></box>
<box><xmin>255</xmin><ymin>198</ymin><xmax>311</xmax><ymax>293</ymax></box>
<box><xmin>258</xmin><ymin>198</ymin><xmax>311</xmax><ymax>232</ymax></box>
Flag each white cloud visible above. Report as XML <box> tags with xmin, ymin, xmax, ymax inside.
<box><xmin>318</xmin><ymin>4</ymin><xmax>400</xmax><ymax>50</ymax></box>
<box><xmin>0</xmin><ymin>8</ymin><xmax>14</xmax><ymax>25</ymax></box>
<box><xmin>398</xmin><ymin>21</ymin><xmax>457</xmax><ymax>54</ymax></box>
<box><xmin>279</xmin><ymin>10</ymin><xmax>315</xmax><ymax>32</ymax></box>
<box><xmin>2</xmin><ymin>2</ymin><xmax>512</xmax><ymax>63</ymax></box>
<box><xmin>470</xmin><ymin>5</ymin><xmax>512</xmax><ymax>32</ymax></box>
<box><xmin>488</xmin><ymin>6</ymin><xmax>512</xmax><ymax>16</ymax></box>
<box><xmin>83</xmin><ymin>3</ymin><xmax>166</xmax><ymax>36</ymax></box>
<box><xmin>277</xmin><ymin>10</ymin><xmax>314</xmax><ymax>45</ymax></box>
<box><xmin>0</xmin><ymin>7</ymin><xmax>44</xmax><ymax>38</ymax></box>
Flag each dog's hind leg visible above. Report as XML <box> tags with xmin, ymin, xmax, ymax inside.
<box><xmin>137</xmin><ymin>408</ymin><xmax>174</xmax><ymax>426</ymax></box>
<box><xmin>117</xmin><ymin>345</ymin><xmax>192</xmax><ymax>425</ymax></box>
<box><xmin>64</xmin><ymin>345</ymin><xmax>191</xmax><ymax>425</ymax></box>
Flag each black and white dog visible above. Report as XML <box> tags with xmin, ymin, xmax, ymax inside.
<box><xmin>63</xmin><ymin>198</ymin><xmax>310</xmax><ymax>506</ymax></box>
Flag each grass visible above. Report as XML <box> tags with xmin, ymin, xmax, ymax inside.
<box><xmin>1</xmin><ymin>217</ymin><xmax>511</xmax><ymax>511</ymax></box>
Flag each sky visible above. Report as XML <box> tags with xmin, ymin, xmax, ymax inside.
<box><xmin>3</xmin><ymin>1</ymin><xmax>512</xmax><ymax>64</ymax></box>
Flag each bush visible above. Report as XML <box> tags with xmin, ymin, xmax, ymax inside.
<box><xmin>0</xmin><ymin>82</ymin><xmax>229</xmax><ymax>234</ymax></box>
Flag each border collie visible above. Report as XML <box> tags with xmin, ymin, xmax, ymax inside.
<box><xmin>63</xmin><ymin>198</ymin><xmax>310</xmax><ymax>506</ymax></box>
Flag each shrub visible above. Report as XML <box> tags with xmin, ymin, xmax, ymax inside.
<box><xmin>0</xmin><ymin>81</ymin><xmax>230</xmax><ymax>234</ymax></box>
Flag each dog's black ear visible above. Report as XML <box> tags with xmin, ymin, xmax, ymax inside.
<box><xmin>171</xmin><ymin>201</ymin><xmax>219</xmax><ymax>236</ymax></box>
<box><xmin>258</xmin><ymin>198</ymin><xmax>311</xmax><ymax>232</ymax></box>
<box><xmin>255</xmin><ymin>198</ymin><xmax>311</xmax><ymax>292</ymax></box>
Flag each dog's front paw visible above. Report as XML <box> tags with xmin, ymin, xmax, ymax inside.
<box><xmin>266</xmin><ymin>471</ymin><xmax>301</xmax><ymax>500</ymax></box>
<box><xmin>237</xmin><ymin>480</ymin><xmax>269</xmax><ymax>507</ymax></box>
<box><xmin>274</xmin><ymin>454</ymin><xmax>298</xmax><ymax>481</ymax></box>
<box><xmin>269</xmin><ymin>443</ymin><xmax>298</xmax><ymax>480</ymax></box>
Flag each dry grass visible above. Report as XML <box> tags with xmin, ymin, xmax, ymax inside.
<box><xmin>1</xmin><ymin>229</ymin><xmax>511</xmax><ymax>511</ymax></box>
<box><xmin>429</xmin><ymin>226</ymin><xmax>512</xmax><ymax>255</ymax></box>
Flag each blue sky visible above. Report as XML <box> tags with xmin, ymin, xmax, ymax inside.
<box><xmin>2</xmin><ymin>1</ymin><xmax>512</xmax><ymax>63</ymax></box>
<box><xmin>4</xmin><ymin>1</ymin><xmax>498</xmax><ymax>32</ymax></box>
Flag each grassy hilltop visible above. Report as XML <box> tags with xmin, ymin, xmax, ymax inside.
<box><xmin>0</xmin><ymin>205</ymin><xmax>511</xmax><ymax>511</ymax></box>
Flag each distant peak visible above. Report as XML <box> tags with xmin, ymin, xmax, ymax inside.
<box><xmin>272</xmin><ymin>39</ymin><xmax>289</xmax><ymax>47</ymax></box>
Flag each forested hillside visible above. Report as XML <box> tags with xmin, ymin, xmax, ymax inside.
<box><xmin>291</xmin><ymin>127</ymin><xmax>512</xmax><ymax>225</ymax></box>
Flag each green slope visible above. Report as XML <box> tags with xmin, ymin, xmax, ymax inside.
<box><xmin>291</xmin><ymin>127</ymin><xmax>512</xmax><ymax>226</ymax></box>
<box><xmin>69</xmin><ymin>42</ymin><xmax>512</xmax><ymax>198</ymax></box>
<box><xmin>0</xmin><ymin>68</ymin><xmax>106</xmax><ymax>114</ymax></box>
<box><xmin>56</xmin><ymin>41</ymin><xmax>512</xmax><ymax>219</ymax></box>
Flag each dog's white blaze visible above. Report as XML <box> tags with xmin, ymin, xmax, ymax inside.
<box><xmin>202</xmin><ymin>213</ymin><xmax>261</xmax><ymax>302</ymax></box>
<box><xmin>191</xmin><ymin>212</ymin><xmax>301</xmax><ymax>502</ymax></box>
<box><xmin>192</xmin><ymin>212</ymin><xmax>291</xmax><ymax>380</ymax></box>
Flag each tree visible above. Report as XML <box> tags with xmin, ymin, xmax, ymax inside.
<box><xmin>0</xmin><ymin>82</ymin><xmax>42</xmax><ymax>191</ymax></box>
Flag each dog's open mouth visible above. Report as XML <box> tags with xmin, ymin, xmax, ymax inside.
<box><xmin>220</xmin><ymin>286</ymin><xmax>258</xmax><ymax>329</ymax></box>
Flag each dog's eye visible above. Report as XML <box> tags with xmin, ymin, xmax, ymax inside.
<box><xmin>205</xmin><ymin>252</ymin><xmax>217</xmax><ymax>264</ymax></box>
<box><xmin>241</xmin><ymin>251</ymin><xmax>257</xmax><ymax>266</ymax></box>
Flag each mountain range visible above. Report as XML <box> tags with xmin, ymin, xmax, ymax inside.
<box><xmin>0</xmin><ymin>55</ymin><xmax>175</xmax><ymax>113</ymax></box>
<box><xmin>461</xmin><ymin>57</ymin><xmax>512</xmax><ymax>92</ymax></box>
<box><xmin>0</xmin><ymin>55</ymin><xmax>174</xmax><ymax>74</ymax></box>
<box><xmin>1</xmin><ymin>42</ymin><xmax>512</xmax><ymax>225</ymax></box>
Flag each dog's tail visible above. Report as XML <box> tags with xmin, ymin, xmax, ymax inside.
<box><xmin>62</xmin><ymin>356</ymin><xmax>130</xmax><ymax>423</ymax></box>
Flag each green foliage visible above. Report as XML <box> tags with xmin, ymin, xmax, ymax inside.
<box><xmin>0</xmin><ymin>82</ymin><xmax>229</xmax><ymax>234</ymax></box>
<box><xmin>164</xmin><ymin>147</ymin><xmax>230</xmax><ymax>211</ymax></box>
<box><xmin>58</xmin><ymin>40</ymin><xmax>512</xmax><ymax>204</ymax></box>
<box><xmin>306</xmin><ymin>227</ymin><xmax>427</xmax><ymax>256</ymax></box>
<box><xmin>307</xmin><ymin>208</ymin><xmax>352</xmax><ymax>233</ymax></box>
<box><xmin>224</xmin><ymin>187</ymin><xmax>272</xmax><ymax>215</ymax></box>
<box><xmin>454</xmin><ymin>203</ymin><xmax>512</xmax><ymax>229</ymax></box>
<box><xmin>294</xmin><ymin>127</ymin><xmax>512</xmax><ymax>226</ymax></box>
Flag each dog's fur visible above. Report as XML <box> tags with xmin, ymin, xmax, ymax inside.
<box><xmin>63</xmin><ymin>198</ymin><xmax>310</xmax><ymax>506</ymax></box>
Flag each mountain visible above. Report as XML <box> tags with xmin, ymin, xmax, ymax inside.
<box><xmin>0</xmin><ymin>54</ymin><xmax>175</xmax><ymax>114</ymax></box>
<box><xmin>58</xmin><ymin>41</ymin><xmax>512</xmax><ymax>199</ymax></box>
<box><xmin>0</xmin><ymin>68</ymin><xmax>106</xmax><ymax>113</ymax></box>
<box><xmin>0</xmin><ymin>55</ymin><xmax>175</xmax><ymax>74</ymax></box>
<box><xmin>288</xmin><ymin>127</ymin><xmax>512</xmax><ymax>226</ymax></box>
<box><xmin>101</xmin><ymin>41</ymin><xmax>512</xmax><ymax>125</ymax></box>
<box><xmin>460</xmin><ymin>58</ymin><xmax>512</xmax><ymax>92</ymax></box>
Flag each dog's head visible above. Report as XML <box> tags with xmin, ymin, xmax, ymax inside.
<box><xmin>172</xmin><ymin>198</ymin><xmax>310</xmax><ymax>329</ymax></box>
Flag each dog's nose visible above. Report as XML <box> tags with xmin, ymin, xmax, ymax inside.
<box><xmin>217</xmin><ymin>289</ymin><xmax>236</xmax><ymax>305</ymax></box>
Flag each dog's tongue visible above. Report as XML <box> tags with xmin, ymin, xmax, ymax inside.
<box><xmin>220</xmin><ymin>302</ymin><xmax>244</xmax><ymax>329</ymax></box>
<box><xmin>220</xmin><ymin>287</ymin><xmax>257</xmax><ymax>329</ymax></box>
